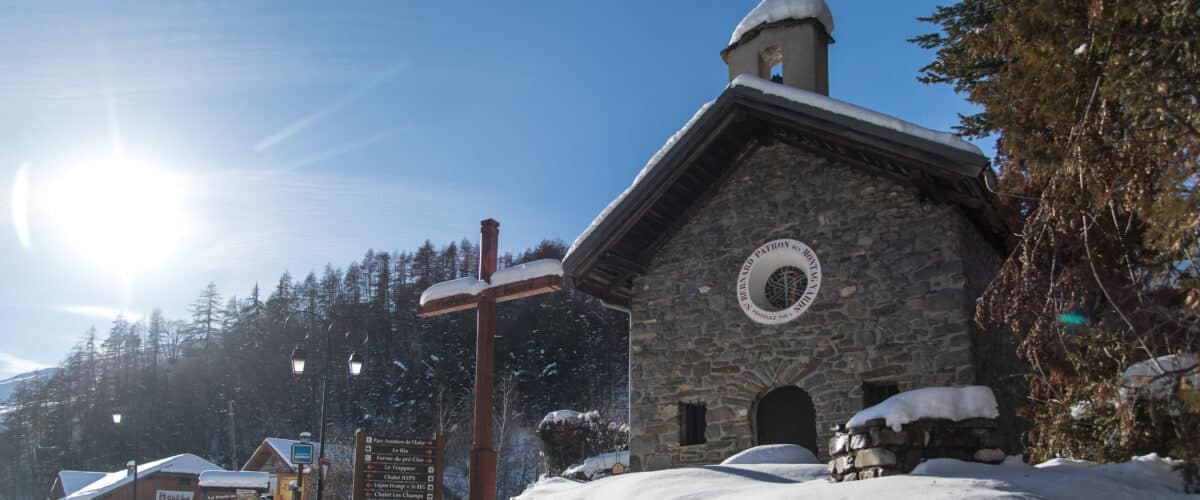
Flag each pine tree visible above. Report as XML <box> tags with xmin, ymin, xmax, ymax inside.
<box><xmin>914</xmin><ymin>0</ymin><xmax>1200</xmax><ymax>486</ymax></box>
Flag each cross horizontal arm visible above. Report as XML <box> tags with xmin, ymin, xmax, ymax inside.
<box><xmin>416</xmin><ymin>275</ymin><xmax>562</xmax><ymax>318</ymax></box>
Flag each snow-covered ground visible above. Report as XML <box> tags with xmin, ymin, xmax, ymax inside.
<box><xmin>514</xmin><ymin>453</ymin><xmax>1192</xmax><ymax>499</ymax></box>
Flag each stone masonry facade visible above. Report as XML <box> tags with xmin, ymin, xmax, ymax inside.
<box><xmin>626</xmin><ymin>141</ymin><xmax>1003</xmax><ymax>471</ymax></box>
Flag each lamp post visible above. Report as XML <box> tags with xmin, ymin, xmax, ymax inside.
<box><xmin>113</xmin><ymin>412</ymin><xmax>137</xmax><ymax>500</ymax></box>
<box><xmin>286</xmin><ymin>312</ymin><xmax>365</xmax><ymax>500</ymax></box>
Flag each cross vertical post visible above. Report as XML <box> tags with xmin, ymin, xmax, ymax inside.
<box><xmin>470</xmin><ymin>218</ymin><xmax>499</xmax><ymax>500</ymax></box>
<box><xmin>416</xmin><ymin>218</ymin><xmax>563</xmax><ymax>500</ymax></box>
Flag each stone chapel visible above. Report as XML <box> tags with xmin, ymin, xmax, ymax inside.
<box><xmin>562</xmin><ymin>0</ymin><xmax>1021</xmax><ymax>471</ymax></box>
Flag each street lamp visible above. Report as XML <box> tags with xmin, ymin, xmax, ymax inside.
<box><xmin>284</xmin><ymin>312</ymin><xmax>366</xmax><ymax>500</ymax></box>
<box><xmin>291</xmin><ymin>346</ymin><xmax>307</xmax><ymax>375</ymax></box>
<box><xmin>113</xmin><ymin>413</ymin><xmax>137</xmax><ymax>500</ymax></box>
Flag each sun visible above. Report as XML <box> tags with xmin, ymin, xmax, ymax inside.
<box><xmin>43</xmin><ymin>158</ymin><xmax>189</xmax><ymax>279</ymax></box>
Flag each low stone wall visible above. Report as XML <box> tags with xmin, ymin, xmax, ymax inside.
<box><xmin>827</xmin><ymin>417</ymin><xmax>1006</xmax><ymax>481</ymax></box>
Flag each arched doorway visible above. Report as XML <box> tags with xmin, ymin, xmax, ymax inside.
<box><xmin>755</xmin><ymin>385</ymin><xmax>818</xmax><ymax>453</ymax></box>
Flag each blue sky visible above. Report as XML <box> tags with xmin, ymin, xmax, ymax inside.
<box><xmin>0</xmin><ymin>0</ymin><xmax>985</xmax><ymax>378</ymax></box>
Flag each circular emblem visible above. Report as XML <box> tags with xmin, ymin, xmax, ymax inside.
<box><xmin>736</xmin><ymin>239</ymin><xmax>822</xmax><ymax>324</ymax></box>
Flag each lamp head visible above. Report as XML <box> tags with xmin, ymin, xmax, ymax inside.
<box><xmin>290</xmin><ymin>346</ymin><xmax>306</xmax><ymax>375</ymax></box>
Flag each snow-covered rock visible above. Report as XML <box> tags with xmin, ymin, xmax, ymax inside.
<box><xmin>514</xmin><ymin>453</ymin><xmax>1191</xmax><ymax>499</ymax></box>
<box><xmin>729</xmin><ymin>0</ymin><xmax>834</xmax><ymax>46</ymax></box>
<box><xmin>1120</xmin><ymin>353</ymin><xmax>1199</xmax><ymax>402</ymax></box>
<box><xmin>561</xmin><ymin>451</ymin><xmax>630</xmax><ymax>480</ymax></box>
<box><xmin>720</xmin><ymin>444</ymin><xmax>818</xmax><ymax>465</ymax></box>
<box><xmin>846</xmin><ymin>386</ymin><xmax>999</xmax><ymax>432</ymax></box>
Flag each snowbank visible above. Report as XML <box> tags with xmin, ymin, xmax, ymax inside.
<box><xmin>562</xmin><ymin>451</ymin><xmax>630</xmax><ymax>480</ymax></box>
<box><xmin>846</xmin><ymin>386</ymin><xmax>998</xmax><ymax>431</ymax></box>
<box><xmin>720</xmin><ymin>444</ymin><xmax>818</xmax><ymax>465</ymax></box>
<box><xmin>515</xmin><ymin>453</ymin><xmax>1191</xmax><ymax>499</ymax></box>
<box><xmin>729</xmin><ymin>0</ymin><xmax>834</xmax><ymax>46</ymax></box>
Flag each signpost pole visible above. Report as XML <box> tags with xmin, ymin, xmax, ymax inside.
<box><xmin>468</xmin><ymin>219</ymin><xmax>499</xmax><ymax>500</ymax></box>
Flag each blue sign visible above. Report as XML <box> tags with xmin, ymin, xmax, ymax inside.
<box><xmin>291</xmin><ymin>443</ymin><xmax>314</xmax><ymax>465</ymax></box>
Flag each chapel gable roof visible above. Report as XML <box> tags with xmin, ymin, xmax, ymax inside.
<box><xmin>563</xmin><ymin>75</ymin><xmax>1009</xmax><ymax>308</ymax></box>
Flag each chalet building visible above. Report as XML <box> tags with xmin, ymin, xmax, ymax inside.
<box><xmin>241</xmin><ymin>437</ymin><xmax>350</xmax><ymax>500</ymax></box>
<box><xmin>49</xmin><ymin>470</ymin><xmax>106</xmax><ymax>499</ymax></box>
<box><xmin>59</xmin><ymin>453</ymin><xmax>223</xmax><ymax>500</ymax></box>
<box><xmin>563</xmin><ymin>0</ymin><xmax>1019</xmax><ymax>471</ymax></box>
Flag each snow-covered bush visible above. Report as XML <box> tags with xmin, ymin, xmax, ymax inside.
<box><xmin>536</xmin><ymin>409</ymin><xmax>628</xmax><ymax>476</ymax></box>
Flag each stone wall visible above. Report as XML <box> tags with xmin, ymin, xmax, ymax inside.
<box><xmin>827</xmin><ymin>417</ymin><xmax>1007</xmax><ymax>481</ymax></box>
<box><xmin>626</xmin><ymin>141</ymin><xmax>1002</xmax><ymax>471</ymax></box>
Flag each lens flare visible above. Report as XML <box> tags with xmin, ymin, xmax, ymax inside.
<box><xmin>43</xmin><ymin>159</ymin><xmax>188</xmax><ymax>279</ymax></box>
<box><xmin>11</xmin><ymin>164</ymin><xmax>31</xmax><ymax>251</ymax></box>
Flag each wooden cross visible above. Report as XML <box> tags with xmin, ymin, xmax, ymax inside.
<box><xmin>416</xmin><ymin>219</ymin><xmax>562</xmax><ymax>500</ymax></box>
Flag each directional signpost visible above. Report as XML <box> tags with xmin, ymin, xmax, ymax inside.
<box><xmin>352</xmin><ymin>431</ymin><xmax>444</xmax><ymax>500</ymax></box>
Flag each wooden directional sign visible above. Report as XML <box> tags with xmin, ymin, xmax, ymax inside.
<box><xmin>352</xmin><ymin>431</ymin><xmax>443</xmax><ymax>500</ymax></box>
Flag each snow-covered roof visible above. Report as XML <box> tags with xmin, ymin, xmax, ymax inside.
<box><xmin>56</xmin><ymin>471</ymin><xmax>107</xmax><ymax>497</ymax></box>
<box><xmin>564</xmin><ymin>75</ymin><xmax>986</xmax><ymax>268</ymax></box>
<box><xmin>729</xmin><ymin>0</ymin><xmax>834</xmax><ymax>47</ymax></box>
<box><xmin>255</xmin><ymin>438</ymin><xmax>352</xmax><ymax>472</ymax></box>
<box><xmin>734</xmin><ymin>75</ymin><xmax>982</xmax><ymax>156</ymax></box>
<box><xmin>418</xmin><ymin>259</ymin><xmax>564</xmax><ymax>306</ymax></box>
<box><xmin>198</xmin><ymin>470</ymin><xmax>270</xmax><ymax>489</ymax></box>
<box><xmin>64</xmin><ymin>454</ymin><xmax>223</xmax><ymax>499</ymax></box>
<box><xmin>846</xmin><ymin>386</ymin><xmax>999</xmax><ymax>432</ymax></box>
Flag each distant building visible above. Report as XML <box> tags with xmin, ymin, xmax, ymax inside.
<box><xmin>564</xmin><ymin>0</ymin><xmax>1020</xmax><ymax>471</ymax></box>
<box><xmin>241</xmin><ymin>438</ymin><xmax>350</xmax><ymax>500</ymax></box>
<box><xmin>49</xmin><ymin>470</ymin><xmax>106</xmax><ymax>499</ymax></box>
<box><xmin>59</xmin><ymin>453</ymin><xmax>223</xmax><ymax>499</ymax></box>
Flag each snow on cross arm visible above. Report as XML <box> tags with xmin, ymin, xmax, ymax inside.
<box><xmin>488</xmin><ymin>258</ymin><xmax>563</xmax><ymax>287</ymax></box>
<box><xmin>846</xmin><ymin>385</ymin><xmax>998</xmax><ymax>432</ymax></box>
<box><xmin>418</xmin><ymin>276</ymin><xmax>488</xmax><ymax>306</ymax></box>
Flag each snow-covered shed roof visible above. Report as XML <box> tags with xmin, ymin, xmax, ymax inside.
<box><xmin>198</xmin><ymin>470</ymin><xmax>271</xmax><ymax>490</ymax></box>
<box><xmin>243</xmin><ymin>437</ymin><xmax>352</xmax><ymax>473</ymax></box>
<box><xmin>729</xmin><ymin>0</ymin><xmax>834</xmax><ymax>47</ymax></box>
<box><xmin>55</xmin><ymin>470</ymin><xmax>107</xmax><ymax>497</ymax></box>
<box><xmin>563</xmin><ymin>75</ymin><xmax>1003</xmax><ymax>307</ymax></box>
<box><xmin>64</xmin><ymin>454</ymin><xmax>223</xmax><ymax>499</ymax></box>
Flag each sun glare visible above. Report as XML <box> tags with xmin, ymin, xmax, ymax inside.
<box><xmin>43</xmin><ymin>159</ymin><xmax>188</xmax><ymax>279</ymax></box>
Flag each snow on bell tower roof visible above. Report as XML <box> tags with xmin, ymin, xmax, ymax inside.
<box><xmin>729</xmin><ymin>0</ymin><xmax>834</xmax><ymax>47</ymax></box>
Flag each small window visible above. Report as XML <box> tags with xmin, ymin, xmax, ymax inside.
<box><xmin>862</xmin><ymin>381</ymin><xmax>899</xmax><ymax>408</ymax></box>
<box><xmin>679</xmin><ymin>402</ymin><xmax>707</xmax><ymax>446</ymax></box>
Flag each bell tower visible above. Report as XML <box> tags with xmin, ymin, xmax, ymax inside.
<box><xmin>721</xmin><ymin>0</ymin><xmax>834</xmax><ymax>95</ymax></box>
